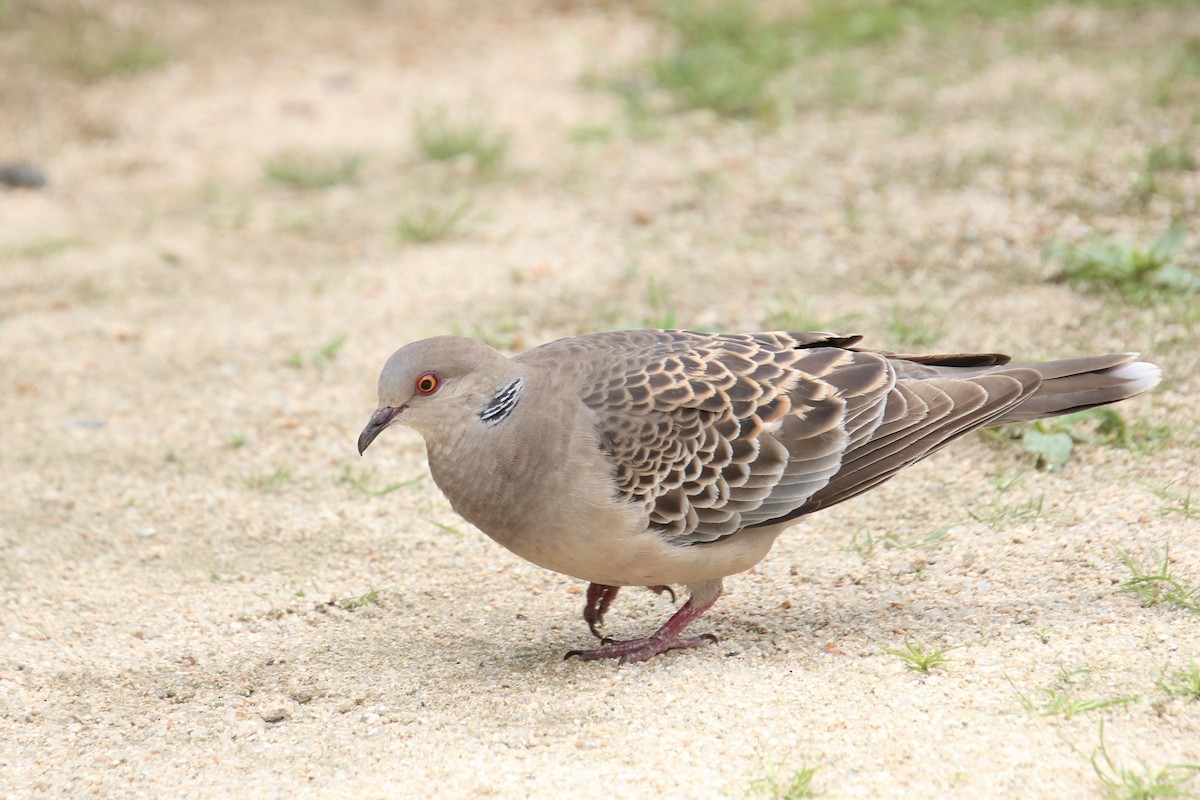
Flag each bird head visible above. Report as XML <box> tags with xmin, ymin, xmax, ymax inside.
<box><xmin>357</xmin><ymin>336</ymin><xmax>518</xmax><ymax>454</ymax></box>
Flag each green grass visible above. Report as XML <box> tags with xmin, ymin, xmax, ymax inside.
<box><xmin>607</xmin><ymin>0</ymin><xmax>1200</xmax><ymax>128</ymax></box>
<box><xmin>264</xmin><ymin>150</ymin><xmax>362</xmax><ymax>190</ymax></box>
<box><xmin>1117</xmin><ymin>546</ymin><xmax>1200</xmax><ymax>612</ymax></box>
<box><xmin>1009</xmin><ymin>671</ymin><xmax>1138</xmax><ymax>719</ymax></box>
<box><xmin>243</xmin><ymin>469</ymin><xmax>291</xmax><ymax>493</ymax></box>
<box><xmin>288</xmin><ymin>334</ymin><xmax>348</xmax><ymax>369</ymax></box>
<box><xmin>1150</xmin><ymin>37</ymin><xmax>1200</xmax><ymax>107</ymax></box>
<box><xmin>36</xmin><ymin>9</ymin><xmax>172</xmax><ymax>80</ymax></box>
<box><xmin>424</xmin><ymin>518</ymin><xmax>466</xmax><ymax>539</ymax></box>
<box><xmin>339</xmin><ymin>466</ymin><xmax>424</xmax><ymax>497</ymax></box>
<box><xmin>1050</xmin><ymin>222</ymin><xmax>1198</xmax><ymax>302</ymax></box>
<box><xmin>338</xmin><ymin>587</ymin><xmax>381</xmax><ymax>611</ymax></box>
<box><xmin>0</xmin><ymin>237</ymin><xmax>82</xmax><ymax>261</ymax></box>
<box><xmin>759</xmin><ymin>297</ymin><xmax>828</xmax><ymax>333</ymax></box>
<box><xmin>568</xmin><ymin>122</ymin><xmax>615</xmax><ymax>143</ymax></box>
<box><xmin>643</xmin><ymin>276</ymin><xmax>679</xmax><ymax>329</ymax></box>
<box><xmin>1159</xmin><ymin>660</ymin><xmax>1200</xmax><ymax>702</ymax></box>
<box><xmin>447</xmin><ymin>315</ymin><xmax>524</xmax><ymax>351</ymax></box>
<box><xmin>847</xmin><ymin>527</ymin><xmax>949</xmax><ymax>558</ymax></box>
<box><xmin>650</xmin><ymin>0</ymin><xmax>801</xmax><ymax>119</ymax></box>
<box><xmin>1145</xmin><ymin>480</ymin><xmax>1196</xmax><ymax>519</ymax></box>
<box><xmin>746</xmin><ymin>762</ymin><xmax>820</xmax><ymax>799</ymax></box>
<box><xmin>610</xmin><ymin>0</ymin><xmax>1182</xmax><ymax>123</ymax></box>
<box><xmin>413</xmin><ymin>108</ymin><xmax>510</xmax><ymax>175</ymax></box>
<box><xmin>985</xmin><ymin>408</ymin><xmax>1172</xmax><ymax>472</ymax></box>
<box><xmin>800</xmin><ymin>0</ymin><xmax>1197</xmax><ymax>54</ymax></box>
<box><xmin>883</xmin><ymin>633</ymin><xmax>962</xmax><ymax>673</ymax></box>
<box><xmin>1134</xmin><ymin>140</ymin><xmax>1198</xmax><ymax>196</ymax></box>
<box><xmin>395</xmin><ymin>199</ymin><xmax>472</xmax><ymax>244</ymax></box>
<box><xmin>1029</xmin><ymin>689</ymin><xmax>1137</xmax><ymax>718</ymax></box>
<box><xmin>886</xmin><ymin>304</ymin><xmax>945</xmax><ymax>349</ymax></box>
<box><xmin>1091</xmin><ymin>721</ymin><xmax>1200</xmax><ymax>800</ymax></box>
<box><xmin>968</xmin><ymin>470</ymin><xmax>1045</xmax><ymax>526</ymax></box>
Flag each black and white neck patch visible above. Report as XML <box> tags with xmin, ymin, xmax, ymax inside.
<box><xmin>479</xmin><ymin>377</ymin><xmax>524</xmax><ymax>426</ymax></box>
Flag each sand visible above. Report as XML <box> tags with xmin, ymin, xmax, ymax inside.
<box><xmin>2</xmin><ymin>2</ymin><xmax>1198</xmax><ymax>797</ymax></box>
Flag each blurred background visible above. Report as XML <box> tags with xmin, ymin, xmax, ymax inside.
<box><xmin>1</xmin><ymin>1</ymin><xmax>1197</xmax><ymax>796</ymax></box>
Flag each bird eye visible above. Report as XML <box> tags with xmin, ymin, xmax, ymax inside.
<box><xmin>415</xmin><ymin>371</ymin><xmax>440</xmax><ymax>396</ymax></box>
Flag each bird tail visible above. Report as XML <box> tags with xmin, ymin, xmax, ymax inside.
<box><xmin>994</xmin><ymin>353</ymin><xmax>1161</xmax><ymax>424</ymax></box>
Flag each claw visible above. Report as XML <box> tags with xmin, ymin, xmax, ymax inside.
<box><xmin>583</xmin><ymin>583</ymin><xmax>620</xmax><ymax>639</ymax></box>
<box><xmin>565</xmin><ymin>581</ymin><xmax>724</xmax><ymax>664</ymax></box>
<box><xmin>647</xmin><ymin>584</ymin><xmax>676</xmax><ymax>604</ymax></box>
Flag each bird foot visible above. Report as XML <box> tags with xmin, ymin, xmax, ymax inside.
<box><xmin>565</xmin><ymin>632</ymin><xmax>717</xmax><ymax>664</ymax></box>
<box><xmin>583</xmin><ymin>583</ymin><xmax>678</xmax><ymax>639</ymax></box>
<box><xmin>567</xmin><ymin>581</ymin><xmax>723</xmax><ymax>664</ymax></box>
<box><xmin>584</xmin><ymin>583</ymin><xmax>620</xmax><ymax>639</ymax></box>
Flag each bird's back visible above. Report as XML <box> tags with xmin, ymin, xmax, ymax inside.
<box><xmin>516</xmin><ymin>329</ymin><xmax>1159</xmax><ymax>545</ymax></box>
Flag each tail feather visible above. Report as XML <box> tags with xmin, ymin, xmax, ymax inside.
<box><xmin>995</xmin><ymin>354</ymin><xmax>1161</xmax><ymax>424</ymax></box>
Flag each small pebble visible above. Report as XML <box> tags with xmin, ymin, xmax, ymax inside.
<box><xmin>0</xmin><ymin>162</ymin><xmax>47</xmax><ymax>189</ymax></box>
<box><xmin>258</xmin><ymin>698</ymin><xmax>294</xmax><ymax>723</ymax></box>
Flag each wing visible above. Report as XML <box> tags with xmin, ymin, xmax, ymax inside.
<box><xmin>521</xmin><ymin>330</ymin><xmax>884</xmax><ymax>543</ymax></box>
<box><xmin>521</xmin><ymin>330</ymin><xmax>1041</xmax><ymax>545</ymax></box>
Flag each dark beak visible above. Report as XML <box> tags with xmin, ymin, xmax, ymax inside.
<box><xmin>357</xmin><ymin>406</ymin><xmax>402</xmax><ymax>455</ymax></box>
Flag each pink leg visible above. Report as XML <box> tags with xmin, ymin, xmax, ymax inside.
<box><xmin>583</xmin><ymin>583</ymin><xmax>619</xmax><ymax>639</ymax></box>
<box><xmin>583</xmin><ymin>584</ymin><xmax>677</xmax><ymax>639</ymax></box>
<box><xmin>566</xmin><ymin>581</ymin><xmax>723</xmax><ymax>664</ymax></box>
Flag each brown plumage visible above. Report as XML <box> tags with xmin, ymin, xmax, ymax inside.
<box><xmin>358</xmin><ymin>330</ymin><xmax>1161</xmax><ymax>663</ymax></box>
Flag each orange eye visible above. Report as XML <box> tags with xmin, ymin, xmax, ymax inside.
<box><xmin>414</xmin><ymin>371</ymin><xmax>440</xmax><ymax>396</ymax></box>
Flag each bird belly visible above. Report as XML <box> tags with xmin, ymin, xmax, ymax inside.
<box><xmin>482</xmin><ymin>498</ymin><xmax>786</xmax><ymax>588</ymax></box>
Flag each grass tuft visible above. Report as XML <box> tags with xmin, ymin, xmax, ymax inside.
<box><xmin>339</xmin><ymin>466</ymin><xmax>424</xmax><ymax>497</ymax></box>
<box><xmin>651</xmin><ymin>0</ymin><xmax>800</xmax><ymax>119</ymax></box>
<box><xmin>1050</xmin><ymin>222</ymin><xmax>1198</xmax><ymax>302</ymax></box>
<box><xmin>36</xmin><ymin>9</ymin><xmax>172</xmax><ymax>80</ymax></box>
<box><xmin>1</xmin><ymin>237</ymin><xmax>82</xmax><ymax>261</ymax></box>
<box><xmin>967</xmin><ymin>470</ymin><xmax>1044</xmax><ymax>526</ymax></box>
<box><xmin>395</xmin><ymin>199</ymin><xmax>472</xmax><ymax>244</ymax></box>
<box><xmin>746</xmin><ymin>761</ymin><xmax>820</xmax><ymax>799</ymax></box>
<box><xmin>883</xmin><ymin>633</ymin><xmax>962</xmax><ymax>673</ymax></box>
<box><xmin>1009</xmin><ymin>671</ymin><xmax>1138</xmax><ymax>720</ymax></box>
<box><xmin>643</xmin><ymin>276</ymin><xmax>679</xmax><ymax>329</ymax></box>
<box><xmin>886</xmin><ymin>304</ymin><xmax>945</xmax><ymax>348</ymax></box>
<box><xmin>424</xmin><ymin>518</ymin><xmax>466</xmax><ymax>539</ymax></box>
<box><xmin>338</xmin><ymin>588</ymin><xmax>380</xmax><ymax>611</ymax></box>
<box><xmin>413</xmin><ymin>108</ymin><xmax>510</xmax><ymax>176</ymax></box>
<box><xmin>1145</xmin><ymin>480</ymin><xmax>1196</xmax><ymax>519</ymax></box>
<box><xmin>1134</xmin><ymin>140</ymin><xmax>1197</xmax><ymax>196</ymax></box>
<box><xmin>848</xmin><ymin>527</ymin><xmax>949</xmax><ymax>558</ymax></box>
<box><xmin>243</xmin><ymin>469</ymin><xmax>291</xmax><ymax>493</ymax></box>
<box><xmin>1117</xmin><ymin>546</ymin><xmax>1200</xmax><ymax>613</ymax></box>
<box><xmin>1092</xmin><ymin>720</ymin><xmax>1200</xmax><ymax>800</ymax></box>
<box><xmin>1159</xmin><ymin>660</ymin><xmax>1200</xmax><ymax>702</ymax></box>
<box><xmin>985</xmin><ymin>408</ymin><xmax>1172</xmax><ymax>472</ymax></box>
<box><xmin>264</xmin><ymin>150</ymin><xmax>362</xmax><ymax>190</ymax></box>
<box><xmin>288</xmin><ymin>335</ymin><xmax>348</xmax><ymax>369</ymax></box>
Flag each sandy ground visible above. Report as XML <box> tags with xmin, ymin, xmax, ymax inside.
<box><xmin>2</xmin><ymin>1</ymin><xmax>1199</xmax><ymax>797</ymax></box>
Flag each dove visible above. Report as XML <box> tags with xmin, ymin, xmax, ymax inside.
<box><xmin>357</xmin><ymin>330</ymin><xmax>1160</xmax><ymax>663</ymax></box>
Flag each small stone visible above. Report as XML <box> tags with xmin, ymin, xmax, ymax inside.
<box><xmin>288</xmin><ymin>687</ymin><xmax>314</xmax><ymax>704</ymax></box>
<box><xmin>0</xmin><ymin>162</ymin><xmax>47</xmax><ymax>189</ymax></box>
<box><xmin>234</xmin><ymin>717</ymin><xmax>266</xmax><ymax>739</ymax></box>
<box><xmin>257</xmin><ymin>697</ymin><xmax>295</xmax><ymax>723</ymax></box>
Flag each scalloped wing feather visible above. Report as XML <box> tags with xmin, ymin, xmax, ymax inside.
<box><xmin>532</xmin><ymin>330</ymin><xmax>898</xmax><ymax>544</ymax></box>
<box><xmin>513</xmin><ymin>330</ymin><xmax>1154</xmax><ymax>550</ymax></box>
